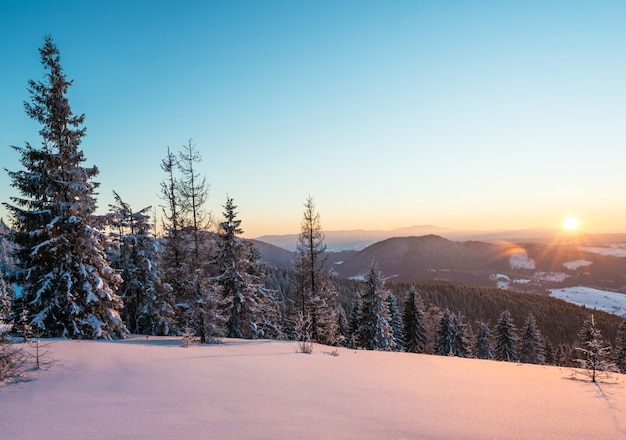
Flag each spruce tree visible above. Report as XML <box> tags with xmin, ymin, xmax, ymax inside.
<box><xmin>434</xmin><ymin>309</ymin><xmax>455</xmax><ymax>356</ymax></box>
<box><xmin>386</xmin><ymin>293</ymin><xmax>405</xmax><ymax>351</ymax></box>
<box><xmin>4</xmin><ymin>36</ymin><xmax>126</xmax><ymax>339</ymax></box>
<box><xmin>613</xmin><ymin>317</ymin><xmax>626</xmax><ymax>374</ymax></box>
<box><xmin>336</xmin><ymin>307</ymin><xmax>350</xmax><ymax>347</ymax></box>
<box><xmin>215</xmin><ymin>197</ymin><xmax>273</xmax><ymax>339</ymax></box>
<box><xmin>108</xmin><ymin>192</ymin><xmax>176</xmax><ymax>335</ymax></box>
<box><xmin>493</xmin><ymin>310</ymin><xmax>517</xmax><ymax>362</ymax></box>
<box><xmin>402</xmin><ymin>286</ymin><xmax>429</xmax><ymax>353</ymax></box>
<box><xmin>451</xmin><ymin>312</ymin><xmax>471</xmax><ymax>358</ymax></box>
<box><xmin>518</xmin><ymin>313</ymin><xmax>545</xmax><ymax>364</ymax></box>
<box><xmin>348</xmin><ymin>291</ymin><xmax>363</xmax><ymax>348</ymax></box>
<box><xmin>575</xmin><ymin>314</ymin><xmax>616</xmax><ymax>382</ymax></box>
<box><xmin>359</xmin><ymin>262</ymin><xmax>395</xmax><ymax>351</ymax></box>
<box><xmin>0</xmin><ymin>220</ymin><xmax>16</xmax><ymax>322</ymax></box>
<box><xmin>544</xmin><ymin>340</ymin><xmax>555</xmax><ymax>365</ymax></box>
<box><xmin>473</xmin><ymin>321</ymin><xmax>493</xmax><ymax>360</ymax></box>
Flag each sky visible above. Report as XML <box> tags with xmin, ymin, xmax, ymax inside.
<box><xmin>2</xmin><ymin>1</ymin><xmax>626</xmax><ymax>238</ymax></box>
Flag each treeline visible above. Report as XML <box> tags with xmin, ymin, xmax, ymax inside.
<box><xmin>388</xmin><ymin>280</ymin><xmax>623</xmax><ymax>346</ymax></box>
<box><xmin>263</xmin><ymin>264</ymin><xmax>626</xmax><ymax>371</ymax></box>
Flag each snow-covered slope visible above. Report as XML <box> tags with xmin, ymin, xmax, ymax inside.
<box><xmin>1</xmin><ymin>337</ymin><xmax>625</xmax><ymax>439</ymax></box>
<box><xmin>550</xmin><ymin>286</ymin><xmax>626</xmax><ymax>317</ymax></box>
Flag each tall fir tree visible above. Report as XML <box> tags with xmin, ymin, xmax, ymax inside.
<box><xmin>473</xmin><ymin>321</ymin><xmax>493</xmax><ymax>360</ymax></box>
<box><xmin>493</xmin><ymin>310</ymin><xmax>517</xmax><ymax>362</ymax></box>
<box><xmin>518</xmin><ymin>313</ymin><xmax>545</xmax><ymax>365</ymax></box>
<box><xmin>108</xmin><ymin>192</ymin><xmax>176</xmax><ymax>335</ymax></box>
<box><xmin>215</xmin><ymin>197</ymin><xmax>275</xmax><ymax>339</ymax></box>
<box><xmin>3</xmin><ymin>36</ymin><xmax>126</xmax><ymax>338</ymax></box>
<box><xmin>290</xmin><ymin>196</ymin><xmax>338</xmax><ymax>345</ymax></box>
<box><xmin>402</xmin><ymin>286</ymin><xmax>429</xmax><ymax>354</ymax></box>
<box><xmin>359</xmin><ymin>262</ymin><xmax>395</xmax><ymax>351</ymax></box>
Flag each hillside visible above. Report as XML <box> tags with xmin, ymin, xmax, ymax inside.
<box><xmin>1</xmin><ymin>337</ymin><xmax>625</xmax><ymax>439</ymax></box>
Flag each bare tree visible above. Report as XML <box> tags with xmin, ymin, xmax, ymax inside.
<box><xmin>290</xmin><ymin>196</ymin><xmax>338</xmax><ymax>345</ymax></box>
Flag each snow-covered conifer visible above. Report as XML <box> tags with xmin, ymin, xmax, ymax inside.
<box><xmin>108</xmin><ymin>192</ymin><xmax>176</xmax><ymax>335</ymax></box>
<box><xmin>493</xmin><ymin>310</ymin><xmax>517</xmax><ymax>362</ymax></box>
<box><xmin>215</xmin><ymin>197</ymin><xmax>275</xmax><ymax>339</ymax></box>
<box><xmin>435</xmin><ymin>309</ymin><xmax>455</xmax><ymax>356</ymax></box>
<box><xmin>359</xmin><ymin>262</ymin><xmax>395</xmax><ymax>351</ymax></box>
<box><xmin>386</xmin><ymin>293</ymin><xmax>405</xmax><ymax>351</ymax></box>
<box><xmin>544</xmin><ymin>340</ymin><xmax>555</xmax><ymax>365</ymax></box>
<box><xmin>0</xmin><ymin>220</ymin><xmax>16</xmax><ymax>322</ymax></box>
<box><xmin>473</xmin><ymin>321</ymin><xmax>493</xmax><ymax>360</ymax></box>
<box><xmin>575</xmin><ymin>314</ymin><xmax>617</xmax><ymax>382</ymax></box>
<box><xmin>337</xmin><ymin>307</ymin><xmax>350</xmax><ymax>347</ymax></box>
<box><xmin>402</xmin><ymin>286</ymin><xmax>429</xmax><ymax>353</ymax></box>
<box><xmin>348</xmin><ymin>291</ymin><xmax>363</xmax><ymax>348</ymax></box>
<box><xmin>613</xmin><ymin>317</ymin><xmax>626</xmax><ymax>374</ymax></box>
<box><xmin>518</xmin><ymin>313</ymin><xmax>545</xmax><ymax>364</ymax></box>
<box><xmin>451</xmin><ymin>312</ymin><xmax>471</xmax><ymax>358</ymax></box>
<box><xmin>4</xmin><ymin>36</ymin><xmax>126</xmax><ymax>338</ymax></box>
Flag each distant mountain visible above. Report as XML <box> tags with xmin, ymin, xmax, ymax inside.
<box><xmin>252</xmin><ymin>232</ymin><xmax>626</xmax><ymax>295</ymax></box>
<box><xmin>256</xmin><ymin>224</ymin><xmax>626</xmax><ymax>252</ymax></box>
<box><xmin>327</xmin><ymin>234</ymin><xmax>626</xmax><ymax>293</ymax></box>
<box><xmin>249</xmin><ymin>239</ymin><xmax>294</xmax><ymax>268</ymax></box>
<box><xmin>331</xmin><ymin>235</ymin><xmax>514</xmax><ymax>286</ymax></box>
<box><xmin>255</xmin><ymin>225</ymin><xmax>459</xmax><ymax>251</ymax></box>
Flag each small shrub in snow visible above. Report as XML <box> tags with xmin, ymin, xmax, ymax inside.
<box><xmin>181</xmin><ymin>328</ymin><xmax>199</xmax><ymax>348</ymax></box>
<box><xmin>296</xmin><ymin>339</ymin><xmax>314</xmax><ymax>354</ymax></box>
<box><xmin>0</xmin><ymin>324</ymin><xmax>26</xmax><ymax>383</ymax></box>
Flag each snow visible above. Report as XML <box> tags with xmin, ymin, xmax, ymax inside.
<box><xmin>490</xmin><ymin>273</ymin><xmax>511</xmax><ymax>289</ymax></box>
<box><xmin>580</xmin><ymin>245</ymin><xmax>626</xmax><ymax>258</ymax></box>
<box><xmin>509</xmin><ymin>252</ymin><xmax>536</xmax><ymax>270</ymax></box>
<box><xmin>534</xmin><ymin>271</ymin><xmax>569</xmax><ymax>282</ymax></box>
<box><xmin>563</xmin><ymin>260</ymin><xmax>593</xmax><ymax>270</ymax></box>
<box><xmin>2</xmin><ymin>337</ymin><xmax>626</xmax><ymax>439</ymax></box>
<box><xmin>550</xmin><ymin>286</ymin><xmax>626</xmax><ymax>317</ymax></box>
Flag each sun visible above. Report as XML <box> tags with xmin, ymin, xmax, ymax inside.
<box><xmin>563</xmin><ymin>217</ymin><xmax>580</xmax><ymax>231</ymax></box>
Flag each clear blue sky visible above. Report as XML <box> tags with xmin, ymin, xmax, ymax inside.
<box><xmin>2</xmin><ymin>0</ymin><xmax>626</xmax><ymax>237</ymax></box>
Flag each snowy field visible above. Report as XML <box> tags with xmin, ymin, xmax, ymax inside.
<box><xmin>580</xmin><ymin>245</ymin><xmax>626</xmax><ymax>258</ymax></box>
<box><xmin>1</xmin><ymin>337</ymin><xmax>626</xmax><ymax>439</ymax></box>
<box><xmin>550</xmin><ymin>286</ymin><xmax>626</xmax><ymax>317</ymax></box>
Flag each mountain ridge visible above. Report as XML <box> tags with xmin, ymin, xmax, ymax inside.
<box><xmin>255</xmin><ymin>224</ymin><xmax>626</xmax><ymax>252</ymax></box>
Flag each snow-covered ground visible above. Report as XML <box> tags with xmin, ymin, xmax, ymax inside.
<box><xmin>580</xmin><ymin>245</ymin><xmax>626</xmax><ymax>258</ymax></box>
<box><xmin>509</xmin><ymin>252</ymin><xmax>536</xmax><ymax>270</ymax></box>
<box><xmin>563</xmin><ymin>260</ymin><xmax>593</xmax><ymax>270</ymax></box>
<box><xmin>1</xmin><ymin>337</ymin><xmax>626</xmax><ymax>439</ymax></box>
<box><xmin>550</xmin><ymin>286</ymin><xmax>626</xmax><ymax>317</ymax></box>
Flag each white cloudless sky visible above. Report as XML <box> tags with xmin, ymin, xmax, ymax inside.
<box><xmin>2</xmin><ymin>0</ymin><xmax>626</xmax><ymax>237</ymax></box>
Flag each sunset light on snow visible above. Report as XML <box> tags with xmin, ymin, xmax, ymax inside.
<box><xmin>2</xmin><ymin>2</ymin><xmax>626</xmax><ymax>237</ymax></box>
